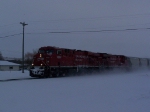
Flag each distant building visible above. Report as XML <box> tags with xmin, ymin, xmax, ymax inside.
<box><xmin>0</xmin><ymin>61</ymin><xmax>20</xmax><ymax>71</ymax></box>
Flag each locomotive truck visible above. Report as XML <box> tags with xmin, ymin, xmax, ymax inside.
<box><xmin>29</xmin><ymin>46</ymin><xmax>149</xmax><ymax>78</ymax></box>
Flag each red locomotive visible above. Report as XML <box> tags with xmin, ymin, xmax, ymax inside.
<box><xmin>30</xmin><ymin>46</ymin><xmax>133</xmax><ymax>78</ymax></box>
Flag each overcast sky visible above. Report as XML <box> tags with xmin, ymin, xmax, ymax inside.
<box><xmin>1</xmin><ymin>0</ymin><xmax>150</xmax><ymax>58</ymax></box>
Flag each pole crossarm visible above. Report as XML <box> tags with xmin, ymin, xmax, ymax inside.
<box><xmin>20</xmin><ymin>22</ymin><xmax>28</xmax><ymax>26</ymax></box>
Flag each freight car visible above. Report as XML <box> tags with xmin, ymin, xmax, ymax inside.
<box><xmin>29</xmin><ymin>46</ymin><xmax>149</xmax><ymax>78</ymax></box>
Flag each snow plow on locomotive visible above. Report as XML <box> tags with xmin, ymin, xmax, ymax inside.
<box><xmin>29</xmin><ymin>46</ymin><xmax>149</xmax><ymax>78</ymax></box>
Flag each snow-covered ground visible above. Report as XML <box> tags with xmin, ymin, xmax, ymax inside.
<box><xmin>0</xmin><ymin>70</ymin><xmax>150</xmax><ymax>112</ymax></box>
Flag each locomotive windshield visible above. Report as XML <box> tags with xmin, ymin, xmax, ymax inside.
<box><xmin>38</xmin><ymin>49</ymin><xmax>54</xmax><ymax>54</ymax></box>
<box><xmin>38</xmin><ymin>49</ymin><xmax>45</xmax><ymax>53</ymax></box>
<box><xmin>46</xmin><ymin>50</ymin><xmax>53</xmax><ymax>54</ymax></box>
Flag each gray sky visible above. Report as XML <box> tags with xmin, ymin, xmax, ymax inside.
<box><xmin>1</xmin><ymin>0</ymin><xmax>150</xmax><ymax>58</ymax></box>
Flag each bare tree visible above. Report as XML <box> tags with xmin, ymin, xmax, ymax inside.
<box><xmin>0</xmin><ymin>51</ymin><xmax>4</xmax><ymax>60</ymax></box>
<box><xmin>25</xmin><ymin>49</ymin><xmax>38</xmax><ymax>65</ymax></box>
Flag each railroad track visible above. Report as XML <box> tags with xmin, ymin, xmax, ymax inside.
<box><xmin>0</xmin><ymin>77</ymin><xmax>40</xmax><ymax>82</ymax></box>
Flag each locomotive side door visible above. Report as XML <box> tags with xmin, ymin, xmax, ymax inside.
<box><xmin>46</xmin><ymin>49</ymin><xmax>54</xmax><ymax>66</ymax></box>
<box><xmin>57</xmin><ymin>50</ymin><xmax>62</xmax><ymax>66</ymax></box>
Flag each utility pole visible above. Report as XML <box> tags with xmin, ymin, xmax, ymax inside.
<box><xmin>20</xmin><ymin>22</ymin><xmax>28</xmax><ymax>73</ymax></box>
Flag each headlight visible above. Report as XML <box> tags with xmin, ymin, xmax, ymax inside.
<box><xmin>40</xmin><ymin>54</ymin><xmax>42</xmax><ymax>57</ymax></box>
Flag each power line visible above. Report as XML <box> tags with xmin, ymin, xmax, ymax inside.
<box><xmin>0</xmin><ymin>27</ymin><xmax>150</xmax><ymax>38</ymax></box>
<box><xmin>26</xmin><ymin>27</ymin><xmax>150</xmax><ymax>34</ymax></box>
<box><xmin>0</xmin><ymin>23</ymin><xmax>20</xmax><ymax>27</ymax></box>
<box><xmin>0</xmin><ymin>33</ymin><xmax>22</xmax><ymax>38</ymax></box>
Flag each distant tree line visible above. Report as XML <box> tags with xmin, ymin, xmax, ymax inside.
<box><xmin>0</xmin><ymin>49</ymin><xmax>38</xmax><ymax>66</ymax></box>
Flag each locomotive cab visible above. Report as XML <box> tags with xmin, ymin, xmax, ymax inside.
<box><xmin>30</xmin><ymin>46</ymin><xmax>71</xmax><ymax>78</ymax></box>
<box><xmin>30</xmin><ymin>47</ymin><xmax>55</xmax><ymax>77</ymax></box>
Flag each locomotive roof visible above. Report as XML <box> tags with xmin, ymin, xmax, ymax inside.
<box><xmin>40</xmin><ymin>46</ymin><xmax>75</xmax><ymax>50</ymax></box>
<box><xmin>38</xmin><ymin>46</ymin><xmax>127</xmax><ymax>57</ymax></box>
<box><xmin>39</xmin><ymin>46</ymin><xmax>59</xmax><ymax>49</ymax></box>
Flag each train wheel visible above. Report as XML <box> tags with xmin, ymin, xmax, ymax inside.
<box><xmin>57</xmin><ymin>73</ymin><xmax>59</xmax><ymax>77</ymax></box>
<box><xmin>49</xmin><ymin>73</ymin><xmax>53</xmax><ymax>78</ymax></box>
<box><xmin>52</xmin><ymin>71</ymin><xmax>60</xmax><ymax>77</ymax></box>
<box><xmin>61</xmin><ymin>72</ymin><xmax>66</xmax><ymax>77</ymax></box>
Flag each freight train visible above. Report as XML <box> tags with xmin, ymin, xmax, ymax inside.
<box><xmin>29</xmin><ymin>46</ymin><xmax>150</xmax><ymax>78</ymax></box>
